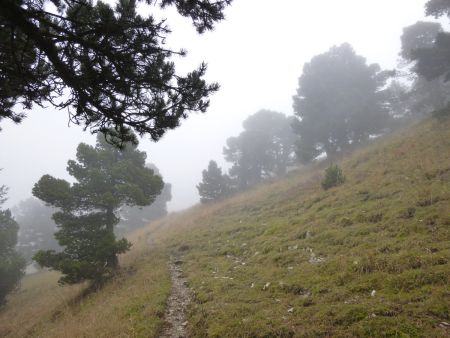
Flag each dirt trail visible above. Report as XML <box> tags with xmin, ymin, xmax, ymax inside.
<box><xmin>159</xmin><ymin>257</ymin><xmax>192</xmax><ymax>338</ymax></box>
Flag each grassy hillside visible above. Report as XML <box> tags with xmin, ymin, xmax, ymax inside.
<box><xmin>162</xmin><ymin>117</ymin><xmax>450</xmax><ymax>337</ymax></box>
<box><xmin>1</xmin><ymin>116</ymin><xmax>449</xmax><ymax>337</ymax></box>
<box><xmin>0</xmin><ymin>227</ymin><xmax>171</xmax><ymax>338</ymax></box>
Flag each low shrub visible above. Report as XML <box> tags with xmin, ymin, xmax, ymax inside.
<box><xmin>321</xmin><ymin>164</ymin><xmax>346</xmax><ymax>190</ymax></box>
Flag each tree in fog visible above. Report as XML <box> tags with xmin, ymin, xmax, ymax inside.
<box><xmin>12</xmin><ymin>198</ymin><xmax>59</xmax><ymax>262</ymax></box>
<box><xmin>197</xmin><ymin>160</ymin><xmax>232</xmax><ymax>203</ymax></box>
<box><xmin>292</xmin><ymin>43</ymin><xmax>391</xmax><ymax>161</ymax></box>
<box><xmin>0</xmin><ymin>183</ymin><xmax>26</xmax><ymax>305</ymax></box>
<box><xmin>396</xmin><ymin>21</ymin><xmax>450</xmax><ymax>117</ymax></box>
<box><xmin>32</xmin><ymin>131</ymin><xmax>163</xmax><ymax>284</ymax></box>
<box><xmin>0</xmin><ymin>0</ymin><xmax>232</xmax><ymax>144</ymax></box>
<box><xmin>400</xmin><ymin>21</ymin><xmax>442</xmax><ymax>61</ymax></box>
<box><xmin>224</xmin><ymin>110</ymin><xmax>296</xmax><ymax>189</ymax></box>
<box><xmin>119</xmin><ymin>163</ymin><xmax>171</xmax><ymax>233</ymax></box>
<box><xmin>408</xmin><ymin>1</ymin><xmax>450</xmax><ymax>82</ymax></box>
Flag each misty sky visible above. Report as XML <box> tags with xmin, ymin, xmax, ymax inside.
<box><xmin>0</xmin><ymin>0</ymin><xmax>434</xmax><ymax>211</ymax></box>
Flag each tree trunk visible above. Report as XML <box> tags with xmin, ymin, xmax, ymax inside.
<box><xmin>105</xmin><ymin>207</ymin><xmax>118</xmax><ymax>269</ymax></box>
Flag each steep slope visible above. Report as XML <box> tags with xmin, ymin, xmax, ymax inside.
<box><xmin>159</xmin><ymin>116</ymin><xmax>450</xmax><ymax>337</ymax></box>
<box><xmin>0</xmin><ymin>116</ymin><xmax>449</xmax><ymax>337</ymax></box>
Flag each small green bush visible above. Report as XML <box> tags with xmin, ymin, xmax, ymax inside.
<box><xmin>321</xmin><ymin>164</ymin><xmax>345</xmax><ymax>190</ymax></box>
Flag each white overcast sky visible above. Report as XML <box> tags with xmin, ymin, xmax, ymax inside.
<box><xmin>0</xmin><ymin>0</ymin><xmax>434</xmax><ymax>211</ymax></box>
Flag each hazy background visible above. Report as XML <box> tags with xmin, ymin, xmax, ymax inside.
<box><xmin>0</xmin><ymin>0</ymin><xmax>433</xmax><ymax>211</ymax></box>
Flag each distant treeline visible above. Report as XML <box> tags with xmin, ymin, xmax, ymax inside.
<box><xmin>197</xmin><ymin>17</ymin><xmax>450</xmax><ymax>203</ymax></box>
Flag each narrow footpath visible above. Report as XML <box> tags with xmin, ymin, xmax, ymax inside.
<box><xmin>159</xmin><ymin>258</ymin><xmax>192</xmax><ymax>338</ymax></box>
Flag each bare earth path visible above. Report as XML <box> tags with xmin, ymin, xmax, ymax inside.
<box><xmin>159</xmin><ymin>257</ymin><xmax>192</xmax><ymax>338</ymax></box>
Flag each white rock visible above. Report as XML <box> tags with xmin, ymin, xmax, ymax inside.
<box><xmin>371</xmin><ymin>290</ymin><xmax>376</xmax><ymax>297</ymax></box>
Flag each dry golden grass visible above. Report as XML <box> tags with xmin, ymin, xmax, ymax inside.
<box><xmin>0</xmin><ymin>271</ymin><xmax>84</xmax><ymax>337</ymax></box>
<box><xmin>0</xmin><ymin>221</ymin><xmax>171</xmax><ymax>338</ymax></box>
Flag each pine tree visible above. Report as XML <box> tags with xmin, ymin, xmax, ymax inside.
<box><xmin>0</xmin><ymin>184</ymin><xmax>26</xmax><ymax>305</ymax></box>
<box><xmin>0</xmin><ymin>0</ymin><xmax>232</xmax><ymax>143</ymax></box>
<box><xmin>119</xmin><ymin>163</ymin><xmax>172</xmax><ymax>233</ymax></box>
<box><xmin>224</xmin><ymin>110</ymin><xmax>297</xmax><ymax>189</ymax></box>
<box><xmin>197</xmin><ymin>161</ymin><xmax>231</xmax><ymax>203</ymax></box>
<box><xmin>292</xmin><ymin>44</ymin><xmax>391</xmax><ymax>161</ymax></box>
<box><xmin>32</xmin><ymin>131</ymin><xmax>163</xmax><ymax>284</ymax></box>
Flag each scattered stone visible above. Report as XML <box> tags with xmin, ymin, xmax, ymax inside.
<box><xmin>214</xmin><ymin>276</ymin><xmax>234</xmax><ymax>280</ymax></box>
<box><xmin>371</xmin><ymin>290</ymin><xmax>376</xmax><ymax>297</ymax></box>
<box><xmin>287</xmin><ymin>307</ymin><xmax>294</xmax><ymax>313</ymax></box>
<box><xmin>309</xmin><ymin>252</ymin><xmax>325</xmax><ymax>264</ymax></box>
<box><xmin>250</xmin><ymin>282</ymin><xmax>255</xmax><ymax>288</ymax></box>
<box><xmin>160</xmin><ymin>257</ymin><xmax>192</xmax><ymax>338</ymax></box>
<box><xmin>262</xmin><ymin>282</ymin><xmax>271</xmax><ymax>290</ymax></box>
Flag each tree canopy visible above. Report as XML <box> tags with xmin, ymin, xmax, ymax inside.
<box><xmin>0</xmin><ymin>0</ymin><xmax>232</xmax><ymax>143</ymax></box>
<box><xmin>32</xmin><ymin>131</ymin><xmax>163</xmax><ymax>284</ymax></box>
<box><xmin>407</xmin><ymin>1</ymin><xmax>450</xmax><ymax>81</ymax></box>
<box><xmin>396</xmin><ymin>21</ymin><xmax>450</xmax><ymax>117</ymax></box>
<box><xmin>197</xmin><ymin>160</ymin><xmax>231</xmax><ymax>203</ymax></box>
<box><xmin>119</xmin><ymin>163</ymin><xmax>171</xmax><ymax>233</ymax></box>
<box><xmin>0</xmin><ymin>183</ymin><xmax>26</xmax><ymax>305</ymax></box>
<box><xmin>292</xmin><ymin>43</ymin><xmax>391</xmax><ymax>161</ymax></box>
<box><xmin>224</xmin><ymin>110</ymin><xmax>296</xmax><ymax>189</ymax></box>
<box><xmin>400</xmin><ymin>21</ymin><xmax>442</xmax><ymax>61</ymax></box>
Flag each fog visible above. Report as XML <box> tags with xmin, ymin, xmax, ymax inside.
<box><xmin>0</xmin><ymin>0</ymin><xmax>431</xmax><ymax>211</ymax></box>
